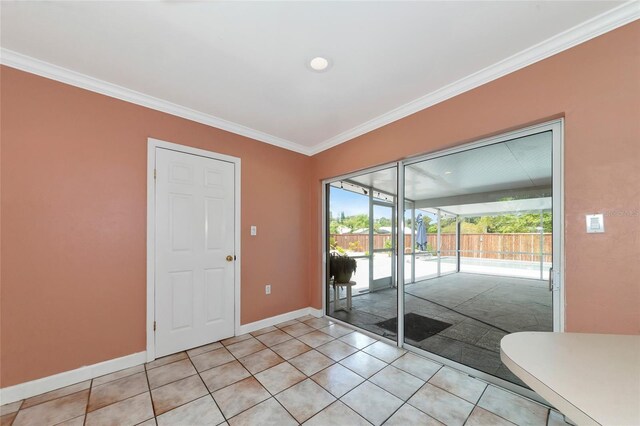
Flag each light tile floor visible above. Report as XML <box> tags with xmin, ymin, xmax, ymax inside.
<box><xmin>1</xmin><ymin>315</ymin><xmax>572</xmax><ymax>426</ymax></box>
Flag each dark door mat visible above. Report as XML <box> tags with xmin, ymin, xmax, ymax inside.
<box><xmin>376</xmin><ymin>313</ymin><xmax>452</xmax><ymax>341</ymax></box>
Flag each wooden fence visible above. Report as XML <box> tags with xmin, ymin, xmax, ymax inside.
<box><xmin>331</xmin><ymin>233</ymin><xmax>552</xmax><ymax>262</ymax></box>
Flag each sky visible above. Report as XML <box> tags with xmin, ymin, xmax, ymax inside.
<box><xmin>329</xmin><ymin>187</ymin><xmax>369</xmax><ymax>218</ymax></box>
<box><xmin>328</xmin><ymin>186</ymin><xmax>436</xmax><ymax>223</ymax></box>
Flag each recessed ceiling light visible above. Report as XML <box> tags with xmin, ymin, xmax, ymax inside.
<box><xmin>309</xmin><ymin>56</ymin><xmax>330</xmax><ymax>72</ymax></box>
<box><xmin>444</xmin><ymin>171</ymin><xmax>452</xmax><ymax>175</ymax></box>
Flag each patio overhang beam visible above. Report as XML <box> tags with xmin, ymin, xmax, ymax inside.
<box><xmin>342</xmin><ymin>178</ymin><xmax>397</xmax><ymax>200</ymax></box>
<box><xmin>413</xmin><ymin>185</ymin><xmax>551</xmax><ymax>210</ymax></box>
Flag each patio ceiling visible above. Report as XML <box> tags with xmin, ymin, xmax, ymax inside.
<box><xmin>336</xmin><ymin>130</ymin><xmax>552</xmax><ymax>216</ymax></box>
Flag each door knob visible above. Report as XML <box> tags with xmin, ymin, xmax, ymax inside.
<box><xmin>226</xmin><ymin>255</ymin><xmax>234</xmax><ymax>262</ymax></box>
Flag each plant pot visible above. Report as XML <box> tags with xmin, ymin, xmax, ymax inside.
<box><xmin>334</xmin><ymin>271</ymin><xmax>353</xmax><ymax>284</ymax></box>
<box><xmin>329</xmin><ymin>253</ymin><xmax>357</xmax><ymax>284</ymax></box>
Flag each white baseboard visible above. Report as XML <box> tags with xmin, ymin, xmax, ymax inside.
<box><xmin>308</xmin><ymin>307</ymin><xmax>323</xmax><ymax>318</ymax></box>
<box><xmin>237</xmin><ymin>307</ymin><xmax>324</xmax><ymax>335</ymax></box>
<box><xmin>0</xmin><ymin>307</ymin><xmax>325</xmax><ymax>405</ymax></box>
<box><xmin>0</xmin><ymin>351</ymin><xmax>146</xmax><ymax>405</ymax></box>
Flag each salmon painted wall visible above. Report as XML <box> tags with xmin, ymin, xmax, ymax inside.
<box><xmin>0</xmin><ymin>67</ymin><xmax>311</xmax><ymax>387</ymax></box>
<box><xmin>308</xmin><ymin>22</ymin><xmax>640</xmax><ymax>334</ymax></box>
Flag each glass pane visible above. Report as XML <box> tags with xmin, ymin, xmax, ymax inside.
<box><xmin>373</xmin><ymin>252</ymin><xmax>393</xmax><ymax>280</ymax></box>
<box><xmin>327</xmin><ymin>183</ymin><xmax>369</xmax><ymax>313</ymax></box>
<box><xmin>414</xmin><ymin>209</ymin><xmax>438</xmax><ymax>280</ymax></box>
<box><xmin>402</xmin><ymin>130</ymin><xmax>553</xmax><ymax>387</ymax></box>
<box><xmin>439</xmin><ymin>210</ymin><xmax>457</xmax><ymax>275</ymax></box>
<box><xmin>351</xmin><ymin>257</ymin><xmax>370</xmax><ymax>294</ymax></box>
<box><xmin>403</xmin><ymin>205</ymin><xmax>414</xmax><ymax>284</ymax></box>
<box><xmin>459</xmin><ymin>215</ymin><xmax>552</xmax><ymax>279</ymax></box>
<box><xmin>372</xmin><ymin>204</ymin><xmax>394</xmax><ymax>288</ymax></box>
<box><xmin>326</xmin><ymin>167</ymin><xmax>397</xmax><ymax>342</ymax></box>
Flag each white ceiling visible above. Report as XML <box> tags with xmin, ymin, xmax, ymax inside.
<box><xmin>1</xmin><ymin>1</ymin><xmax>634</xmax><ymax>154</ymax></box>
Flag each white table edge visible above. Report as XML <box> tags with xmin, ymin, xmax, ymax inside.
<box><xmin>500</xmin><ymin>347</ymin><xmax>600</xmax><ymax>426</ymax></box>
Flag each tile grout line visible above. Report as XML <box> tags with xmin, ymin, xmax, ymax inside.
<box><xmin>143</xmin><ymin>359</ymin><xmax>158</xmax><ymax>424</ymax></box>
<box><xmin>474</xmin><ymin>384</ymin><xmax>549</xmax><ymax>426</ymax></box>
<box><xmin>213</xmin><ymin>317</ymin><xmax>309</xmax><ymax>424</ymax></box>
<box><xmin>82</xmin><ymin>378</ymin><xmax>93</xmax><ymax>426</ymax></box>
<box><xmin>212</xmin><ymin>341</ymin><xmax>270</xmax><ymax>424</ymax></box>
<box><xmin>184</xmin><ymin>346</ymin><xmax>230</xmax><ymax>426</ymax></box>
<box><xmin>290</xmin><ymin>318</ymin><xmax>376</xmax><ymax>425</ymax></box>
<box><xmin>222</xmin><ymin>317</ymin><xmax>330</xmax><ymax>424</ymax></box>
<box><xmin>376</xmin><ymin>373</ymin><xmax>431</xmax><ymax>425</ymax></box>
<box><xmin>305</xmin><ymin>399</ymin><xmax>374</xmax><ymax>426</ymax></box>
<box><xmin>462</xmin><ymin>382</ymin><xmax>490</xmax><ymax>425</ymax></box>
<box><xmin>359</xmin><ymin>379</ymin><xmax>409</xmax><ymax>425</ymax></box>
<box><xmin>250</xmin><ymin>317</ymin><xmax>337</xmax><ymax>424</ymax></box>
<box><xmin>2</xmin><ymin>399</ymin><xmax>23</xmax><ymax>426</ymax></box>
<box><xmin>226</xmin><ymin>316</ymin><xmax>361</xmax><ymax>424</ymax></box>
<box><xmin>69</xmin><ymin>378</ymin><xmax>155</xmax><ymax>424</ymax></box>
<box><xmin>77</xmin><ymin>364</ymin><xmax>167</xmax><ymax>421</ymax></box>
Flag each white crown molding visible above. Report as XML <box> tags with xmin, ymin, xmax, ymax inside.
<box><xmin>0</xmin><ymin>49</ymin><xmax>313</xmax><ymax>156</ymax></box>
<box><xmin>307</xmin><ymin>1</ymin><xmax>640</xmax><ymax>155</ymax></box>
<box><xmin>1</xmin><ymin>2</ymin><xmax>637</xmax><ymax>157</ymax></box>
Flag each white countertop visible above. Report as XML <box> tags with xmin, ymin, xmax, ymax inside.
<box><xmin>500</xmin><ymin>332</ymin><xmax>640</xmax><ymax>426</ymax></box>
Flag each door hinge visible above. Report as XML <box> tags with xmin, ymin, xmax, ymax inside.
<box><xmin>154</xmin><ymin>169</ymin><xmax>157</xmax><ymax>179</ymax></box>
<box><xmin>153</xmin><ymin>321</ymin><xmax>156</xmax><ymax>331</ymax></box>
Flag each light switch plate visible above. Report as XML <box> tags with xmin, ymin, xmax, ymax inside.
<box><xmin>586</xmin><ymin>214</ymin><xmax>604</xmax><ymax>233</ymax></box>
<box><xmin>251</xmin><ymin>226</ymin><xmax>257</xmax><ymax>236</ymax></box>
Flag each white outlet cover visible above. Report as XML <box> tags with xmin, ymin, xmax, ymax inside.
<box><xmin>251</xmin><ymin>226</ymin><xmax>257</xmax><ymax>236</ymax></box>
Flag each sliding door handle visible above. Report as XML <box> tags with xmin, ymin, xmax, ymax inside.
<box><xmin>548</xmin><ymin>267</ymin><xmax>554</xmax><ymax>291</ymax></box>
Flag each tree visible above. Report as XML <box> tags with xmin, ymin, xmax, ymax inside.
<box><xmin>374</xmin><ymin>217</ymin><xmax>391</xmax><ymax>231</ymax></box>
<box><xmin>424</xmin><ymin>212</ymin><xmax>552</xmax><ymax>234</ymax></box>
<box><xmin>465</xmin><ymin>213</ymin><xmax>552</xmax><ymax>233</ymax></box>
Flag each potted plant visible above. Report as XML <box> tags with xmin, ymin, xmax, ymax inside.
<box><xmin>329</xmin><ymin>253</ymin><xmax>357</xmax><ymax>283</ymax></box>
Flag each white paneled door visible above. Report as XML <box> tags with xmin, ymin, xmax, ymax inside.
<box><xmin>155</xmin><ymin>148</ymin><xmax>235</xmax><ymax>357</ymax></box>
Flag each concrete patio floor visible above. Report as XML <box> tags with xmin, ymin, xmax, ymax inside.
<box><xmin>328</xmin><ymin>273</ymin><xmax>552</xmax><ymax>387</ymax></box>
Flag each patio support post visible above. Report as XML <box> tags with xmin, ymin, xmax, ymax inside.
<box><xmin>539</xmin><ymin>209</ymin><xmax>544</xmax><ymax>280</ymax></box>
<box><xmin>437</xmin><ymin>208</ymin><xmax>442</xmax><ymax>277</ymax></box>
<box><xmin>391</xmin><ymin>198</ymin><xmax>397</xmax><ymax>288</ymax></box>
<box><xmin>397</xmin><ymin>163</ymin><xmax>405</xmax><ymax>347</ymax></box>
<box><xmin>368</xmin><ymin>186</ymin><xmax>374</xmax><ymax>291</ymax></box>
<box><xmin>411</xmin><ymin>205</ymin><xmax>416</xmax><ymax>284</ymax></box>
<box><xmin>456</xmin><ymin>215</ymin><xmax>461</xmax><ymax>273</ymax></box>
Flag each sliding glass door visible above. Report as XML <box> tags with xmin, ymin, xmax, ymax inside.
<box><xmin>401</xmin><ymin>126</ymin><xmax>558</xmax><ymax>386</ymax></box>
<box><xmin>324</xmin><ymin>120</ymin><xmax>563</xmax><ymax>389</ymax></box>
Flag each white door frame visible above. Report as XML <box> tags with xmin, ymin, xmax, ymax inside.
<box><xmin>146</xmin><ymin>138</ymin><xmax>241</xmax><ymax>362</ymax></box>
